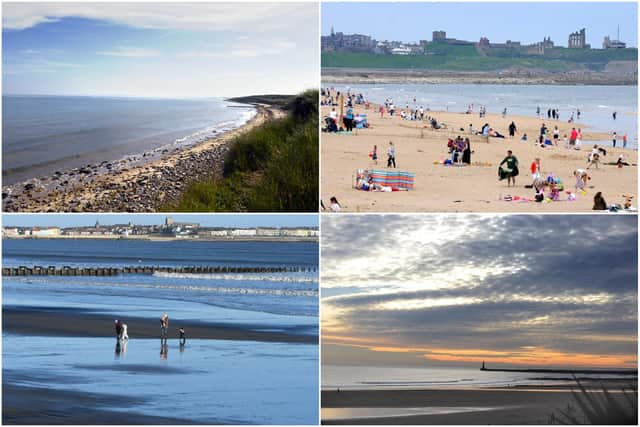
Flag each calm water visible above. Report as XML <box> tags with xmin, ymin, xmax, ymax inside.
<box><xmin>325</xmin><ymin>83</ymin><xmax>638</xmax><ymax>148</ymax></box>
<box><xmin>2</xmin><ymin>95</ymin><xmax>256</xmax><ymax>184</ymax></box>
<box><xmin>2</xmin><ymin>239</ymin><xmax>319</xmax><ymax>323</ymax></box>
<box><xmin>322</xmin><ymin>365</ymin><xmax>636</xmax><ymax>390</ymax></box>
<box><xmin>2</xmin><ymin>239</ymin><xmax>319</xmax><ymax>423</ymax></box>
<box><xmin>4</xmin><ymin>336</ymin><xmax>318</xmax><ymax>424</ymax></box>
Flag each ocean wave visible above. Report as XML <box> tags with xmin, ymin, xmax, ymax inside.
<box><xmin>152</xmin><ymin>271</ymin><xmax>318</xmax><ymax>284</ymax></box>
<box><xmin>12</xmin><ymin>276</ymin><xmax>318</xmax><ymax>297</ymax></box>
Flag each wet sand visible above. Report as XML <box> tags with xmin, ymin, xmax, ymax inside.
<box><xmin>3</xmin><ymin>306</ymin><xmax>317</xmax><ymax>344</ymax></box>
<box><xmin>321</xmin><ymin>102</ymin><xmax>637</xmax><ymax>212</ymax></box>
<box><xmin>3</xmin><ymin>104</ymin><xmax>284</xmax><ymax>212</ymax></box>
<box><xmin>321</xmin><ymin>388</ymin><xmax>636</xmax><ymax>424</ymax></box>
<box><xmin>3</xmin><ymin>383</ymin><xmax>197</xmax><ymax>425</ymax></box>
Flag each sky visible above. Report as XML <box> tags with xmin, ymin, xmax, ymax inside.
<box><xmin>2</xmin><ymin>2</ymin><xmax>319</xmax><ymax>97</ymax></box>
<box><xmin>322</xmin><ymin>2</ymin><xmax>638</xmax><ymax>48</ymax></box>
<box><xmin>2</xmin><ymin>214</ymin><xmax>318</xmax><ymax>228</ymax></box>
<box><xmin>322</xmin><ymin>215</ymin><xmax>638</xmax><ymax>369</ymax></box>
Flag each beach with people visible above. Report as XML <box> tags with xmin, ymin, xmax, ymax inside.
<box><xmin>2</xmin><ymin>237</ymin><xmax>319</xmax><ymax>424</ymax></box>
<box><xmin>2</xmin><ymin>102</ymin><xmax>283</xmax><ymax>213</ymax></box>
<box><xmin>321</xmin><ymin>86</ymin><xmax>637</xmax><ymax>212</ymax></box>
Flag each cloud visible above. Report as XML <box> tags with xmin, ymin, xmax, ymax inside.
<box><xmin>322</xmin><ymin>215</ymin><xmax>638</xmax><ymax>367</ymax></box>
<box><xmin>97</xmin><ymin>46</ymin><xmax>160</xmax><ymax>58</ymax></box>
<box><xmin>177</xmin><ymin>38</ymin><xmax>296</xmax><ymax>59</ymax></box>
<box><xmin>2</xmin><ymin>3</ymin><xmax>316</xmax><ymax>32</ymax></box>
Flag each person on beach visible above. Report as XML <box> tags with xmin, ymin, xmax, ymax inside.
<box><xmin>462</xmin><ymin>138</ymin><xmax>472</xmax><ymax>165</ymax></box>
<box><xmin>115</xmin><ymin>319</ymin><xmax>124</xmax><ymax>340</ymax></box>
<box><xmin>593</xmin><ymin>192</ymin><xmax>607</xmax><ymax>210</ymax></box>
<box><xmin>547</xmin><ymin>109</ymin><xmax>551</xmax><ymax>119</ymax></box>
<box><xmin>329</xmin><ymin>108</ymin><xmax>337</xmax><ymax>122</ymax></box>
<box><xmin>574</xmin><ymin>169</ymin><xmax>590</xmax><ymax>192</ymax></box>
<box><xmin>612</xmin><ymin>132</ymin><xmax>617</xmax><ymax>148</ymax></box>
<box><xmin>379</xmin><ymin>105</ymin><xmax>384</xmax><ymax>118</ymax></box>
<box><xmin>508</xmin><ymin>121</ymin><xmax>517</xmax><ymax>138</ymax></box>
<box><xmin>563</xmin><ymin>134</ymin><xmax>569</xmax><ymax>149</ymax></box>
<box><xmin>577</xmin><ymin>109</ymin><xmax>581</xmax><ymax>120</ymax></box>
<box><xmin>179</xmin><ymin>327</ymin><xmax>186</xmax><ymax>346</ymax></box>
<box><xmin>499</xmin><ymin>150</ymin><xmax>519</xmax><ymax>187</ymax></box>
<box><xmin>553</xmin><ymin>126</ymin><xmax>559</xmax><ymax>145</ymax></box>
<box><xmin>160</xmin><ymin>313</ymin><xmax>169</xmax><ymax>341</ymax></box>
<box><xmin>329</xmin><ymin>197</ymin><xmax>341</xmax><ymax>212</ymax></box>
<box><xmin>530</xmin><ymin>158</ymin><xmax>541</xmax><ymax>181</ymax></box>
<box><xmin>587</xmin><ymin>145</ymin><xmax>601</xmax><ymax>169</ymax></box>
<box><xmin>623</xmin><ymin>133</ymin><xmax>628</xmax><ymax>149</ymax></box>
<box><xmin>521</xmin><ymin>133</ymin><xmax>528</xmax><ymax>142</ymax></box>
<box><xmin>502</xmin><ymin>108</ymin><xmax>507</xmax><ymax>117</ymax></box>
<box><xmin>370</xmin><ymin>145</ymin><xmax>378</xmax><ymax>164</ymax></box>
<box><xmin>569</xmin><ymin>128</ymin><xmax>578</xmax><ymax>147</ymax></box>
<box><xmin>344</xmin><ymin>108</ymin><xmax>354</xmax><ymax>132</ymax></box>
<box><xmin>536</xmin><ymin>106</ymin><xmax>540</xmax><ymax>117</ymax></box>
<box><xmin>387</xmin><ymin>142</ymin><xmax>396</xmax><ymax>168</ymax></box>
<box><xmin>613</xmin><ymin>111</ymin><xmax>617</xmax><ymax>120</ymax></box>
<box><xmin>575</xmin><ymin>129</ymin><xmax>583</xmax><ymax>150</ymax></box>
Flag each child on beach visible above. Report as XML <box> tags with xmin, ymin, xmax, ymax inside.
<box><xmin>329</xmin><ymin>197</ymin><xmax>341</xmax><ymax>212</ymax></box>
<box><xmin>573</xmin><ymin>169</ymin><xmax>590</xmax><ymax>193</ymax></box>
<box><xmin>370</xmin><ymin>145</ymin><xmax>378</xmax><ymax>164</ymax></box>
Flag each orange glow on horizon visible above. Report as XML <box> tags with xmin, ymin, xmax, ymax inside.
<box><xmin>323</xmin><ymin>336</ymin><xmax>638</xmax><ymax>369</ymax></box>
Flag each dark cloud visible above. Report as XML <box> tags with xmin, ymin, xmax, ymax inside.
<box><xmin>322</xmin><ymin>215</ymin><xmax>638</xmax><ymax>364</ymax></box>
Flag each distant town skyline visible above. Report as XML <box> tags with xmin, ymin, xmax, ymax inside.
<box><xmin>2</xmin><ymin>214</ymin><xmax>318</xmax><ymax>229</ymax></box>
<box><xmin>322</xmin><ymin>2</ymin><xmax>638</xmax><ymax>48</ymax></box>
<box><xmin>3</xmin><ymin>3</ymin><xmax>318</xmax><ymax>97</ymax></box>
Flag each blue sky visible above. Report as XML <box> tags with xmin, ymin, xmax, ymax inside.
<box><xmin>2</xmin><ymin>214</ymin><xmax>318</xmax><ymax>228</ymax></box>
<box><xmin>322</xmin><ymin>2</ymin><xmax>638</xmax><ymax>48</ymax></box>
<box><xmin>2</xmin><ymin>3</ymin><xmax>318</xmax><ymax>97</ymax></box>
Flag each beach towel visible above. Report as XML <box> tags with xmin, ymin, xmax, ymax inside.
<box><xmin>356</xmin><ymin>169</ymin><xmax>415</xmax><ymax>190</ymax></box>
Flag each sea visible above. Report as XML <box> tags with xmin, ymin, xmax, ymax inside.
<box><xmin>2</xmin><ymin>239</ymin><xmax>318</xmax><ymax>424</ymax></box>
<box><xmin>322</xmin><ymin>364</ymin><xmax>637</xmax><ymax>390</ymax></box>
<box><xmin>325</xmin><ymin>83</ymin><xmax>638</xmax><ymax>149</ymax></box>
<box><xmin>2</xmin><ymin>95</ymin><xmax>256</xmax><ymax>185</ymax></box>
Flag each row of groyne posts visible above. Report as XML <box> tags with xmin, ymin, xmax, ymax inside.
<box><xmin>2</xmin><ymin>265</ymin><xmax>316</xmax><ymax>277</ymax></box>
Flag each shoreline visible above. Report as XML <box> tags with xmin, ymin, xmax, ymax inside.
<box><xmin>321</xmin><ymin>387</ymin><xmax>637</xmax><ymax>424</ymax></box>
<box><xmin>322</xmin><ymin>68</ymin><xmax>639</xmax><ymax>86</ymax></box>
<box><xmin>3</xmin><ymin>305</ymin><xmax>318</xmax><ymax>344</ymax></box>
<box><xmin>2</xmin><ymin>103</ymin><xmax>283</xmax><ymax>212</ymax></box>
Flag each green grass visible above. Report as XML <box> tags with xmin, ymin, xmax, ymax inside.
<box><xmin>173</xmin><ymin>90</ymin><xmax>318</xmax><ymax>212</ymax></box>
<box><xmin>322</xmin><ymin>46</ymin><xmax>637</xmax><ymax>72</ymax></box>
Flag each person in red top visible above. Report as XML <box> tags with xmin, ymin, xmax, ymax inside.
<box><xmin>530</xmin><ymin>158</ymin><xmax>541</xmax><ymax>180</ymax></box>
<box><xmin>569</xmin><ymin>128</ymin><xmax>578</xmax><ymax>146</ymax></box>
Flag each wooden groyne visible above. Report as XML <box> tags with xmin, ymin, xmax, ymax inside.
<box><xmin>2</xmin><ymin>265</ymin><xmax>316</xmax><ymax>277</ymax></box>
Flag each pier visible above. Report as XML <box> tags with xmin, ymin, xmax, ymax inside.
<box><xmin>480</xmin><ymin>362</ymin><xmax>637</xmax><ymax>376</ymax></box>
<box><xmin>2</xmin><ymin>265</ymin><xmax>316</xmax><ymax>277</ymax></box>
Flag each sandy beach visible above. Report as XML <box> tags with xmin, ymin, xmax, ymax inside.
<box><xmin>3</xmin><ymin>104</ymin><xmax>283</xmax><ymax>213</ymax></box>
<box><xmin>3</xmin><ymin>305</ymin><xmax>316</xmax><ymax>344</ymax></box>
<box><xmin>321</xmin><ymin>101</ymin><xmax>637</xmax><ymax>212</ymax></box>
<box><xmin>321</xmin><ymin>387</ymin><xmax>636</xmax><ymax>424</ymax></box>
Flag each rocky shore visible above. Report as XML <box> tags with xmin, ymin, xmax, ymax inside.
<box><xmin>3</xmin><ymin>105</ymin><xmax>280</xmax><ymax>212</ymax></box>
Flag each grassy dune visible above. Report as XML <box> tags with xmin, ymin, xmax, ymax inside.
<box><xmin>174</xmin><ymin>90</ymin><xmax>318</xmax><ymax>212</ymax></box>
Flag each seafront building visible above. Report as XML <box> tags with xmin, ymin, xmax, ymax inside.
<box><xmin>2</xmin><ymin>218</ymin><xmax>319</xmax><ymax>241</ymax></box>
<box><xmin>322</xmin><ymin>26</ymin><xmax>631</xmax><ymax>55</ymax></box>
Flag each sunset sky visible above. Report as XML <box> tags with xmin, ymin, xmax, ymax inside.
<box><xmin>322</xmin><ymin>215</ymin><xmax>637</xmax><ymax>369</ymax></box>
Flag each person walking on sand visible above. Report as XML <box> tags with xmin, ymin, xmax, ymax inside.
<box><xmin>499</xmin><ymin>150</ymin><xmax>519</xmax><ymax>187</ymax></box>
<box><xmin>160</xmin><ymin>313</ymin><xmax>169</xmax><ymax>341</ymax></box>
<box><xmin>623</xmin><ymin>133</ymin><xmax>628</xmax><ymax>149</ymax></box>
<box><xmin>613</xmin><ymin>111</ymin><xmax>617</xmax><ymax>120</ymax></box>
<box><xmin>387</xmin><ymin>142</ymin><xmax>396</xmax><ymax>168</ymax></box>
<box><xmin>553</xmin><ymin>126</ymin><xmax>559</xmax><ymax>146</ymax></box>
<box><xmin>508</xmin><ymin>121</ymin><xmax>517</xmax><ymax>138</ymax></box>
<box><xmin>371</xmin><ymin>144</ymin><xmax>378</xmax><ymax>164</ymax></box>
<box><xmin>612</xmin><ymin>132</ymin><xmax>617</xmax><ymax>148</ymax></box>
